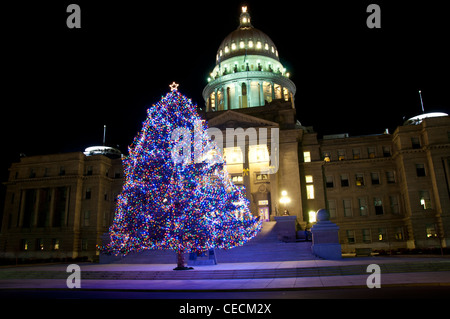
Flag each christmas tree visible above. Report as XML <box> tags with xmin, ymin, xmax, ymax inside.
<box><xmin>101</xmin><ymin>83</ymin><xmax>262</xmax><ymax>269</ymax></box>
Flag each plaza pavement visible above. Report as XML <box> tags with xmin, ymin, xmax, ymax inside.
<box><xmin>1</xmin><ymin>256</ymin><xmax>450</xmax><ymax>292</ymax></box>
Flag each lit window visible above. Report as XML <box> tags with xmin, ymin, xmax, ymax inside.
<box><xmin>323</xmin><ymin>151</ymin><xmax>331</xmax><ymax>162</ymax></box>
<box><xmin>426</xmin><ymin>224</ymin><xmax>437</xmax><ymax>238</ymax></box>
<box><xmin>52</xmin><ymin>239</ymin><xmax>60</xmax><ymax>250</ymax></box>
<box><xmin>338</xmin><ymin>149</ymin><xmax>345</xmax><ymax>161</ymax></box>
<box><xmin>355</xmin><ymin>173</ymin><xmax>365</xmax><ymax>186</ymax></box>
<box><xmin>240</xmin><ymin>41</ymin><xmax>245</xmax><ymax>49</ymax></box>
<box><xmin>271</xmin><ymin>46</ymin><xmax>275</xmax><ymax>53</ymax></box>
<box><xmin>264</xmin><ymin>43</ymin><xmax>269</xmax><ymax>50</ymax></box>
<box><xmin>303</xmin><ymin>151</ymin><xmax>311</xmax><ymax>162</ymax></box>
<box><xmin>275</xmin><ymin>50</ymin><xmax>279</xmax><ymax>57</ymax></box>
<box><xmin>231</xmin><ymin>43</ymin><xmax>236</xmax><ymax>51</ymax></box>
<box><xmin>378</xmin><ymin>228</ymin><xmax>387</xmax><ymax>241</ymax></box>
<box><xmin>306</xmin><ymin>185</ymin><xmax>315</xmax><ymax>199</ymax></box>
<box><xmin>224</xmin><ymin>147</ymin><xmax>243</xmax><ymax>164</ymax></box>
<box><xmin>231</xmin><ymin>175</ymin><xmax>243</xmax><ymax>184</ymax></box>
<box><xmin>220</xmin><ymin>50</ymin><xmax>223</xmax><ymax>56</ymax></box>
<box><xmin>256</xmin><ymin>41</ymin><xmax>262</xmax><ymax>49</ymax></box>
<box><xmin>225</xmin><ymin>45</ymin><xmax>229</xmax><ymax>53</ymax></box>
<box><xmin>305</xmin><ymin>175</ymin><xmax>313</xmax><ymax>183</ymax></box>
<box><xmin>248</xmin><ymin>40</ymin><xmax>253</xmax><ymax>48</ymax></box>
<box><xmin>309</xmin><ymin>211</ymin><xmax>316</xmax><ymax>223</ymax></box>
<box><xmin>249</xmin><ymin>145</ymin><xmax>269</xmax><ymax>163</ymax></box>
<box><xmin>419</xmin><ymin>190</ymin><xmax>432</xmax><ymax>209</ymax></box>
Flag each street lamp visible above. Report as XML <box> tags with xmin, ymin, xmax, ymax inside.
<box><xmin>279</xmin><ymin>190</ymin><xmax>291</xmax><ymax>215</ymax></box>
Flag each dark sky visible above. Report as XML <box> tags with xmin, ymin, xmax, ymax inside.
<box><xmin>1</xmin><ymin>0</ymin><xmax>449</xmax><ymax>186</ymax></box>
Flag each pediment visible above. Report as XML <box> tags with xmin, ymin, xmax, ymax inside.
<box><xmin>207</xmin><ymin>111</ymin><xmax>279</xmax><ymax>130</ymax></box>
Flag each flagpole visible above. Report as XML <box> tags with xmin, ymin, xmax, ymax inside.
<box><xmin>419</xmin><ymin>90</ymin><xmax>425</xmax><ymax>113</ymax></box>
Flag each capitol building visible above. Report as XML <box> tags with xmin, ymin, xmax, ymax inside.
<box><xmin>1</xmin><ymin>7</ymin><xmax>449</xmax><ymax>262</ymax></box>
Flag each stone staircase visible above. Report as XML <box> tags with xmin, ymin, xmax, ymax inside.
<box><xmin>100</xmin><ymin>222</ymin><xmax>315</xmax><ymax>264</ymax></box>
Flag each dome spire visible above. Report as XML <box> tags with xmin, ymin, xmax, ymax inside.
<box><xmin>239</xmin><ymin>6</ymin><xmax>253</xmax><ymax>29</ymax></box>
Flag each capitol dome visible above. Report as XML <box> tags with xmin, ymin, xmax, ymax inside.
<box><xmin>203</xmin><ymin>6</ymin><xmax>296</xmax><ymax>112</ymax></box>
<box><xmin>216</xmin><ymin>7</ymin><xmax>279</xmax><ymax>62</ymax></box>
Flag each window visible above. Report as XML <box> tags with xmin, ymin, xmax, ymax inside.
<box><xmin>374</xmin><ymin>197</ymin><xmax>384</xmax><ymax>215</ymax></box>
<box><xmin>368</xmin><ymin>147</ymin><xmax>376</xmax><ymax>158</ymax></box>
<box><xmin>343</xmin><ymin>199</ymin><xmax>352</xmax><ymax>217</ymax></box>
<box><xmin>390</xmin><ymin>195</ymin><xmax>400</xmax><ymax>214</ymax></box>
<box><xmin>305</xmin><ymin>175</ymin><xmax>314</xmax><ymax>199</ymax></box>
<box><xmin>240</xmin><ymin>41</ymin><xmax>245</xmax><ymax>49</ymax></box>
<box><xmin>52</xmin><ymin>239</ymin><xmax>60</xmax><ymax>250</ymax></box>
<box><xmin>86</xmin><ymin>166</ymin><xmax>93</xmax><ymax>176</ymax></box>
<box><xmin>371</xmin><ymin>172</ymin><xmax>380</xmax><ymax>185</ymax></box>
<box><xmin>411</xmin><ymin>137</ymin><xmax>421</xmax><ymax>149</ymax></box>
<box><xmin>338</xmin><ymin>149</ymin><xmax>346</xmax><ymax>161</ymax></box>
<box><xmin>426</xmin><ymin>224</ymin><xmax>437</xmax><ymax>238</ymax></box>
<box><xmin>328</xmin><ymin>200</ymin><xmax>336</xmax><ymax>218</ymax></box>
<box><xmin>362</xmin><ymin>229</ymin><xmax>371</xmax><ymax>243</ymax></box>
<box><xmin>36</xmin><ymin>238</ymin><xmax>44</xmax><ymax>251</ymax></box>
<box><xmin>20</xmin><ymin>239</ymin><xmax>29</xmax><ymax>251</ymax></box>
<box><xmin>419</xmin><ymin>190</ymin><xmax>432</xmax><ymax>209</ymax></box>
<box><xmin>378</xmin><ymin>228</ymin><xmax>387</xmax><ymax>241</ymax></box>
<box><xmin>352</xmin><ymin>149</ymin><xmax>360</xmax><ymax>160</ymax></box>
<box><xmin>81</xmin><ymin>239</ymin><xmax>88</xmax><ymax>251</ymax></box>
<box><xmin>303</xmin><ymin>151</ymin><xmax>311</xmax><ymax>163</ymax></box>
<box><xmin>355</xmin><ymin>173</ymin><xmax>365</xmax><ymax>186</ymax></box>
<box><xmin>323</xmin><ymin>151</ymin><xmax>331</xmax><ymax>162</ymax></box>
<box><xmin>231</xmin><ymin>175</ymin><xmax>243</xmax><ymax>184</ymax></box>
<box><xmin>386</xmin><ymin>171</ymin><xmax>395</xmax><ymax>183</ymax></box>
<box><xmin>416</xmin><ymin>164</ymin><xmax>426</xmax><ymax>177</ymax></box>
<box><xmin>256</xmin><ymin>41</ymin><xmax>262</xmax><ymax>49</ymax></box>
<box><xmin>306</xmin><ymin>185</ymin><xmax>315</xmax><ymax>199</ymax></box>
<box><xmin>395</xmin><ymin>227</ymin><xmax>404</xmax><ymax>241</ymax></box>
<box><xmin>340</xmin><ymin>174</ymin><xmax>349</xmax><ymax>187</ymax></box>
<box><xmin>382</xmin><ymin>146</ymin><xmax>391</xmax><ymax>157</ymax></box>
<box><xmin>59</xmin><ymin>166</ymin><xmax>65</xmax><ymax>176</ymax></box>
<box><xmin>85</xmin><ymin>188</ymin><xmax>91</xmax><ymax>200</ymax></box>
<box><xmin>326</xmin><ymin>176</ymin><xmax>334</xmax><ymax>188</ymax></box>
<box><xmin>358</xmin><ymin>198</ymin><xmax>368</xmax><ymax>216</ymax></box>
<box><xmin>346</xmin><ymin>230</ymin><xmax>355</xmax><ymax>244</ymax></box>
<box><xmin>84</xmin><ymin>211</ymin><xmax>90</xmax><ymax>226</ymax></box>
<box><xmin>29</xmin><ymin>168</ymin><xmax>36</xmax><ymax>178</ymax></box>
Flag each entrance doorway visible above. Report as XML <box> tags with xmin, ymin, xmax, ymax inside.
<box><xmin>258</xmin><ymin>206</ymin><xmax>269</xmax><ymax>222</ymax></box>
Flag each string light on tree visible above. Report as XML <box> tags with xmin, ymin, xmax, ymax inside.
<box><xmin>100</xmin><ymin>83</ymin><xmax>262</xmax><ymax>270</ymax></box>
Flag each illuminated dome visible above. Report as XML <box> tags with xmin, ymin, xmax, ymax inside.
<box><xmin>216</xmin><ymin>7</ymin><xmax>279</xmax><ymax>62</ymax></box>
<box><xmin>84</xmin><ymin>146</ymin><xmax>122</xmax><ymax>159</ymax></box>
<box><xmin>203</xmin><ymin>6</ymin><xmax>296</xmax><ymax>112</ymax></box>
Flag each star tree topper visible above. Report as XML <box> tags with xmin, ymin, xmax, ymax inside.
<box><xmin>169</xmin><ymin>82</ymin><xmax>179</xmax><ymax>92</ymax></box>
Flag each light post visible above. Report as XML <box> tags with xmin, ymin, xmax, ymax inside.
<box><xmin>279</xmin><ymin>190</ymin><xmax>291</xmax><ymax>215</ymax></box>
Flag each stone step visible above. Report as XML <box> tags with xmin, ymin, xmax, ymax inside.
<box><xmin>100</xmin><ymin>221</ymin><xmax>316</xmax><ymax>264</ymax></box>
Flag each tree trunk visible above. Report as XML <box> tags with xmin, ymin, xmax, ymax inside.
<box><xmin>176</xmin><ymin>250</ymin><xmax>185</xmax><ymax>268</ymax></box>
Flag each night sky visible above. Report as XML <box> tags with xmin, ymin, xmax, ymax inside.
<box><xmin>1</xmin><ymin>0</ymin><xmax>449</xmax><ymax>195</ymax></box>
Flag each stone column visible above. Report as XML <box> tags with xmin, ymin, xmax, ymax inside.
<box><xmin>311</xmin><ymin>209</ymin><xmax>342</xmax><ymax>259</ymax></box>
<box><xmin>259</xmin><ymin>81</ymin><xmax>264</xmax><ymax>105</ymax></box>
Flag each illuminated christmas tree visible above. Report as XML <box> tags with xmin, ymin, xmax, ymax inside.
<box><xmin>102</xmin><ymin>83</ymin><xmax>261</xmax><ymax>269</ymax></box>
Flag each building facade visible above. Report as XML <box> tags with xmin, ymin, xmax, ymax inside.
<box><xmin>0</xmin><ymin>148</ymin><xmax>123</xmax><ymax>261</ymax></box>
<box><xmin>300</xmin><ymin>115</ymin><xmax>450</xmax><ymax>252</ymax></box>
